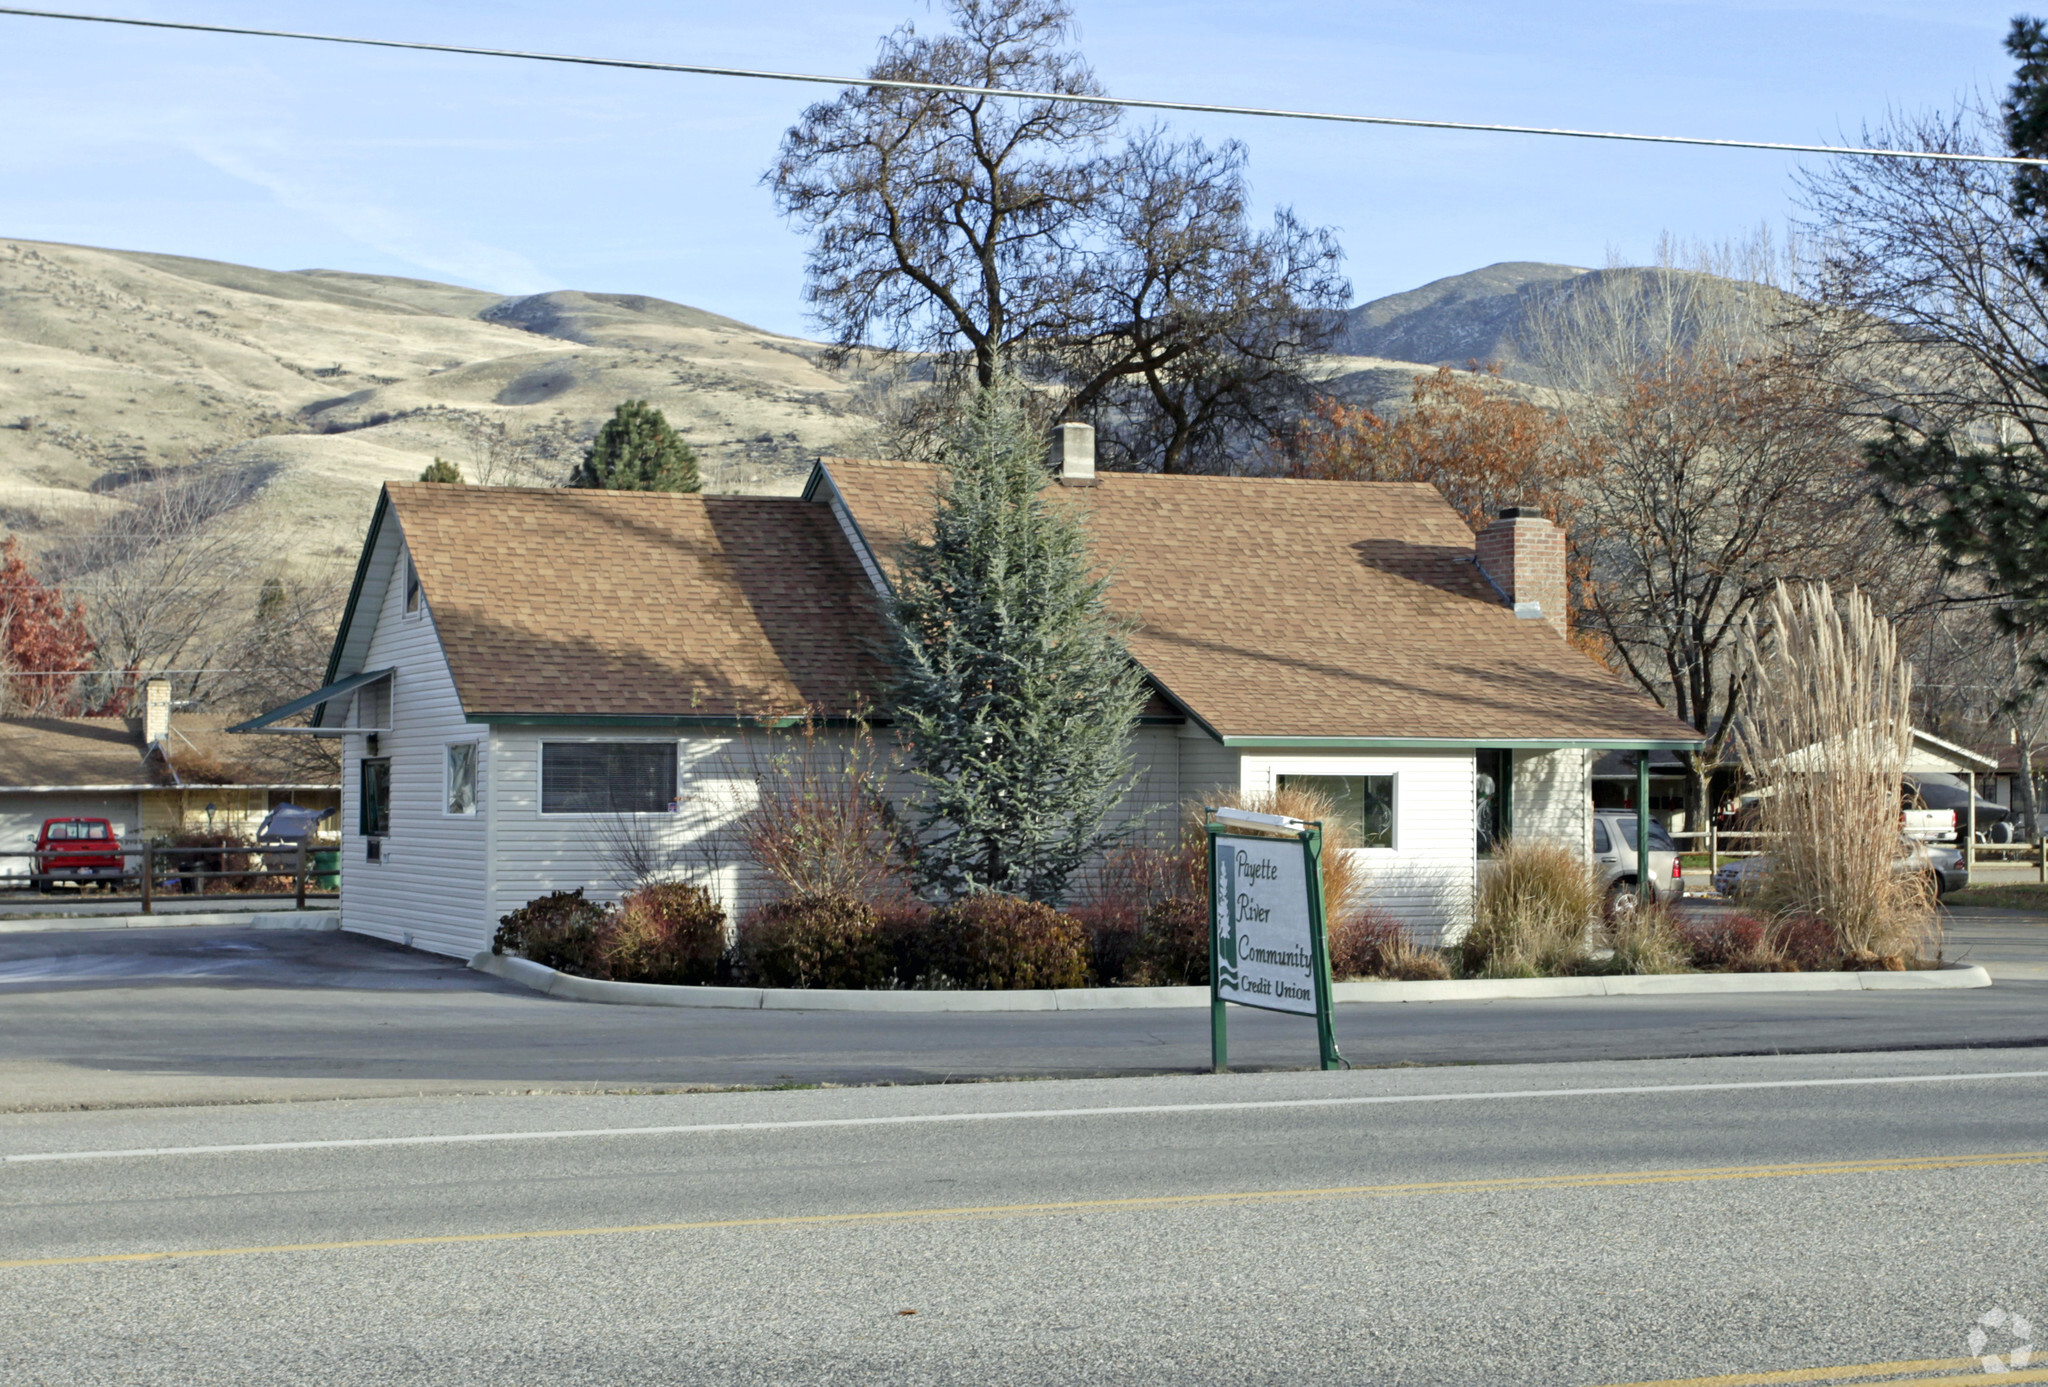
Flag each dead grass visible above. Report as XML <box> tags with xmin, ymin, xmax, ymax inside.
<box><xmin>1598</xmin><ymin>902</ymin><xmax>1691</xmax><ymax>974</ymax></box>
<box><xmin>1460</xmin><ymin>837</ymin><xmax>1601</xmax><ymax>977</ymax></box>
<box><xmin>1189</xmin><ymin>783</ymin><xmax>1368</xmax><ymax>925</ymax></box>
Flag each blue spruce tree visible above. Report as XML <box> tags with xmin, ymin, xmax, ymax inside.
<box><xmin>888</xmin><ymin>374</ymin><xmax>1149</xmax><ymax>902</ymax></box>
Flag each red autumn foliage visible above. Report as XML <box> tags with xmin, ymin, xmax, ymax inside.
<box><xmin>0</xmin><ymin>536</ymin><xmax>97</xmax><ymax>713</ymax></box>
<box><xmin>1286</xmin><ymin>366</ymin><xmax>1587</xmax><ymax>532</ymax></box>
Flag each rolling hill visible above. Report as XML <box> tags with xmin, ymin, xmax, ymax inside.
<box><xmin>0</xmin><ymin>238</ymin><xmax>1618</xmax><ymax>572</ymax></box>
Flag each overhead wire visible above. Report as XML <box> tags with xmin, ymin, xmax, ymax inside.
<box><xmin>0</xmin><ymin>5</ymin><xmax>2042</xmax><ymax>168</ymax></box>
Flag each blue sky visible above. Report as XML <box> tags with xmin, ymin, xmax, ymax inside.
<box><xmin>0</xmin><ymin>1</ymin><xmax>2025</xmax><ymax>335</ymax></box>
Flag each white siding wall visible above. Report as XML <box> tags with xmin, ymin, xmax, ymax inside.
<box><xmin>1108</xmin><ymin>726</ymin><xmax>1185</xmax><ymax>849</ymax></box>
<box><xmin>1176</xmin><ymin>731</ymin><xmax>1241</xmax><ymax>809</ymax></box>
<box><xmin>1512</xmin><ymin>748</ymin><xmax>1592</xmax><ymax>859</ymax></box>
<box><xmin>486</xmin><ymin>729</ymin><xmax>861</xmax><ymax>933</ymax></box>
<box><xmin>1239</xmin><ymin>749</ymin><xmax>1475</xmax><ymax>944</ymax></box>
<box><xmin>339</xmin><ymin>535</ymin><xmax>489</xmax><ymax>958</ymax></box>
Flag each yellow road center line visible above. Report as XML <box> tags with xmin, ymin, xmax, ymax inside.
<box><xmin>1598</xmin><ymin>1364</ymin><xmax>2047</xmax><ymax>1387</ymax></box>
<box><xmin>4</xmin><ymin>1149</ymin><xmax>2042</xmax><ymax>1271</ymax></box>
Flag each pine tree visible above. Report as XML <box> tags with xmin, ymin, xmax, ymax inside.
<box><xmin>418</xmin><ymin>457</ymin><xmax>463</xmax><ymax>483</ymax></box>
<box><xmin>888</xmin><ymin>373</ymin><xmax>1149</xmax><ymax>902</ymax></box>
<box><xmin>570</xmin><ymin>400</ymin><xmax>701</xmax><ymax>492</ymax></box>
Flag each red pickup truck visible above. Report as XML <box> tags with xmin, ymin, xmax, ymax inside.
<box><xmin>32</xmin><ymin>818</ymin><xmax>128</xmax><ymax>890</ymax></box>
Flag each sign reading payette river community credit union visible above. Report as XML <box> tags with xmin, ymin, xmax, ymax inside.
<box><xmin>1211</xmin><ymin>834</ymin><xmax>1319</xmax><ymax>1016</ymax></box>
<box><xmin>1206</xmin><ymin>811</ymin><xmax>1344</xmax><ymax>1072</ymax></box>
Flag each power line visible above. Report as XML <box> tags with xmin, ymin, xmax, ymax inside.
<box><xmin>1</xmin><ymin>5</ymin><xmax>2042</xmax><ymax>169</ymax></box>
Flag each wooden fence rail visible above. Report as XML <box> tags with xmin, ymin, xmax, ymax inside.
<box><xmin>0</xmin><ymin>845</ymin><xmax>339</xmax><ymax>914</ymax></box>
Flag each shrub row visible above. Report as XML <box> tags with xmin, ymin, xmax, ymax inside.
<box><xmin>494</xmin><ymin>879</ymin><xmax>1940</xmax><ymax>991</ymax></box>
<box><xmin>494</xmin><ymin>887</ymin><xmax>1454</xmax><ymax>989</ymax></box>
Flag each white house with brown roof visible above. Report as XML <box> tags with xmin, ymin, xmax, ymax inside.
<box><xmin>238</xmin><ymin>438</ymin><xmax>1699</xmax><ymax>958</ymax></box>
<box><xmin>1</xmin><ymin>678</ymin><xmax>338</xmax><ymax>880</ymax></box>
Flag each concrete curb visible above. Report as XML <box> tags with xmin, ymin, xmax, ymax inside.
<box><xmin>466</xmin><ymin>952</ymin><xmax>1993</xmax><ymax>1011</ymax></box>
<box><xmin>0</xmin><ymin>910</ymin><xmax>341</xmax><ymax>935</ymax></box>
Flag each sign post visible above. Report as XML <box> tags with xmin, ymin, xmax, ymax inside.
<box><xmin>1206</xmin><ymin>807</ymin><xmax>1344</xmax><ymax>1073</ymax></box>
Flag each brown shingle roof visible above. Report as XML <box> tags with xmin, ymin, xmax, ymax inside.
<box><xmin>817</xmin><ymin>459</ymin><xmax>1700</xmax><ymax>745</ymax></box>
<box><xmin>386</xmin><ymin>484</ymin><xmax>890</xmax><ymax>720</ymax></box>
<box><xmin>0</xmin><ymin>715</ymin><xmax>333</xmax><ymax>788</ymax></box>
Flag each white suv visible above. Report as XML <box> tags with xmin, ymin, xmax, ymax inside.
<box><xmin>1591</xmin><ymin>812</ymin><xmax>1683</xmax><ymax>916</ymax></box>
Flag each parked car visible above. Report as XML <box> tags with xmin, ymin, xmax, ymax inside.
<box><xmin>1712</xmin><ymin>837</ymin><xmax>1966</xmax><ymax>901</ymax></box>
<box><xmin>30</xmin><ymin>817</ymin><xmax>128</xmax><ymax>891</ymax></box>
<box><xmin>1591</xmin><ymin>812</ymin><xmax>1683</xmax><ymax>916</ymax></box>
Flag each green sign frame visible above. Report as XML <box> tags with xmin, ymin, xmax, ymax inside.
<box><xmin>1205</xmin><ymin>812</ymin><xmax>1344</xmax><ymax>1073</ymax></box>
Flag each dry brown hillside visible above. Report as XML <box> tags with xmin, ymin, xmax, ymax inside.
<box><xmin>0</xmin><ymin>237</ymin><xmax>900</xmax><ymax>567</ymax></box>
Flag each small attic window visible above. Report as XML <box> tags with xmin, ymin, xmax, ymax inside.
<box><xmin>403</xmin><ymin>556</ymin><xmax>422</xmax><ymax>616</ymax></box>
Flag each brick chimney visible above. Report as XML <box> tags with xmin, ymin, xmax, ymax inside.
<box><xmin>1475</xmin><ymin>507</ymin><xmax>1568</xmax><ymax>638</ymax></box>
<box><xmin>142</xmin><ymin>677</ymin><xmax>172</xmax><ymax>746</ymax></box>
<box><xmin>1053</xmin><ymin>422</ymin><xmax>1096</xmax><ymax>486</ymax></box>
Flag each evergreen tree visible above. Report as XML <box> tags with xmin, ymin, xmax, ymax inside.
<box><xmin>418</xmin><ymin>457</ymin><xmax>463</xmax><ymax>483</ymax></box>
<box><xmin>1861</xmin><ymin>20</ymin><xmax>2048</xmax><ymax>630</ymax></box>
<box><xmin>887</xmin><ymin>373</ymin><xmax>1149</xmax><ymax>902</ymax></box>
<box><xmin>2007</xmin><ymin>16</ymin><xmax>2048</xmax><ymax>275</ymax></box>
<box><xmin>570</xmin><ymin>400</ymin><xmax>700</xmax><ymax>492</ymax></box>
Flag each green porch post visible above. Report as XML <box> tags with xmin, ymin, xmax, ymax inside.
<box><xmin>1637</xmin><ymin>751</ymin><xmax>1652</xmax><ymax>900</ymax></box>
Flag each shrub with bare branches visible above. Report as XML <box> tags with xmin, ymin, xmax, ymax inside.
<box><xmin>736</xmin><ymin>717</ymin><xmax>910</xmax><ymax>903</ymax></box>
<box><xmin>1330</xmin><ymin>908</ymin><xmax>1453</xmax><ymax>981</ymax></box>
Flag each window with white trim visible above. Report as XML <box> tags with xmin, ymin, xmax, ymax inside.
<box><xmin>540</xmin><ymin>742</ymin><xmax>677</xmax><ymax>815</ymax></box>
<box><xmin>1276</xmin><ymin>773</ymin><xmax>1395</xmax><ymax>848</ymax></box>
<box><xmin>403</xmin><ymin>556</ymin><xmax>423</xmax><ymax>616</ymax></box>
<box><xmin>445</xmin><ymin>743</ymin><xmax>478</xmax><ymax>815</ymax></box>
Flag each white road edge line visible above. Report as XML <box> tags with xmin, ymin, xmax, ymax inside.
<box><xmin>8</xmin><ymin>1070</ymin><xmax>2047</xmax><ymax>1165</ymax></box>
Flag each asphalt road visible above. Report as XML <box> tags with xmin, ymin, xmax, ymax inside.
<box><xmin>2</xmin><ymin>922</ymin><xmax>2047</xmax><ymax>1110</ymax></box>
<box><xmin>2</xmin><ymin>1050</ymin><xmax>2044</xmax><ymax>1385</ymax></box>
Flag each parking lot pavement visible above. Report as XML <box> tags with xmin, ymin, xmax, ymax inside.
<box><xmin>3</xmin><ymin>924</ymin><xmax>2047</xmax><ymax>1111</ymax></box>
<box><xmin>1941</xmin><ymin>907</ymin><xmax>2048</xmax><ymax>979</ymax></box>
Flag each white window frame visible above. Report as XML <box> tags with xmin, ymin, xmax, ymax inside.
<box><xmin>537</xmin><ymin>738</ymin><xmax>681</xmax><ymax>817</ymax></box>
<box><xmin>1255</xmin><ymin>756</ymin><xmax>1408</xmax><ymax>855</ymax></box>
<box><xmin>444</xmin><ymin>741</ymin><xmax>480</xmax><ymax>816</ymax></box>
<box><xmin>402</xmin><ymin>554</ymin><xmax>424</xmax><ymax>619</ymax></box>
<box><xmin>1274</xmin><ymin>771</ymin><xmax>1398</xmax><ymax>852</ymax></box>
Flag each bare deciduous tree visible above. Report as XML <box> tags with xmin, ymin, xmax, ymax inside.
<box><xmin>1059</xmin><ymin>132</ymin><xmax>1347</xmax><ymax>473</ymax></box>
<box><xmin>1798</xmin><ymin>104</ymin><xmax>2048</xmax><ymax>446</ymax></box>
<box><xmin>768</xmin><ymin>0</ymin><xmax>1112</xmax><ymax>390</ymax></box>
<box><xmin>457</xmin><ymin>411</ymin><xmax>584</xmax><ymax>488</ymax></box>
<box><xmin>38</xmin><ymin>466</ymin><xmax>269</xmax><ymax>703</ymax></box>
<box><xmin>1521</xmin><ymin>238</ymin><xmax>1904</xmax><ymax>831</ymax></box>
<box><xmin>766</xmin><ymin>0</ymin><xmax>1347</xmax><ymax>472</ymax></box>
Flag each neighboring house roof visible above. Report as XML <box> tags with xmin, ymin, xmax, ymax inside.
<box><xmin>1995</xmin><ymin>746</ymin><xmax>2048</xmax><ymax>774</ymax></box>
<box><xmin>384</xmin><ymin>484</ymin><xmax>891</xmax><ymax>722</ymax></box>
<box><xmin>0</xmin><ymin>714</ymin><xmax>335</xmax><ymax>790</ymax></box>
<box><xmin>0</xmin><ymin>717</ymin><xmax>151</xmax><ymax>788</ymax></box>
<box><xmin>812</xmin><ymin>458</ymin><xmax>1701</xmax><ymax>748</ymax></box>
<box><xmin>1906</xmin><ymin>727</ymin><xmax>1998</xmax><ymax>776</ymax></box>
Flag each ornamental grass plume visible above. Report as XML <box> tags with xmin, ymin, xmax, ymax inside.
<box><xmin>1736</xmin><ymin>582</ymin><xmax>1935</xmax><ymax>963</ymax></box>
<box><xmin>1185</xmin><ymin>783</ymin><xmax>1369</xmax><ymax>925</ymax></box>
<box><xmin>1459</xmin><ymin>837</ymin><xmax>1600</xmax><ymax>978</ymax></box>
